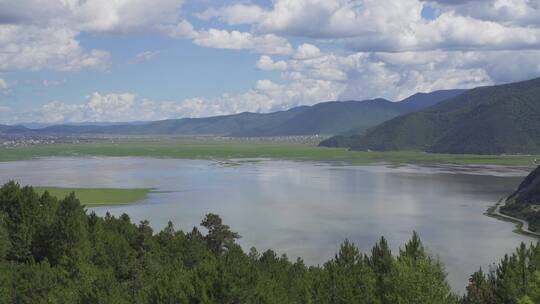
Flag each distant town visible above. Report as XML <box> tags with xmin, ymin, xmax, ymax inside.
<box><xmin>0</xmin><ymin>134</ymin><xmax>327</xmax><ymax>148</ymax></box>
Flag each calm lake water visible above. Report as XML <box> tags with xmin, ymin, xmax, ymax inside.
<box><xmin>0</xmin><ymin>156</ymin><xmax>535</xmax><ymax>292</ymax></box>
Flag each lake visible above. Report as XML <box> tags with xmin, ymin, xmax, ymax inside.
<box><xmin>0</xmin><ymin>156</ymin><xmax>534</xmax><ymax>291</ymax></box>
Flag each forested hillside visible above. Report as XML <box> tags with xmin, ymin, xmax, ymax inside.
<box><xmin>501</xmin><ymin>165</ymin><xmax>540</xmax><ymax>231</ymax></box>
<box><xmin>320</xmin><ymin>77</ymin><xmax>540</xmax><ymax>154</ymax></box>
<box><xmin>231</xmin><ymin>99</ymin><xmax>404</xmax><ymax>136</ymax></box>
<box><xmin>0</xmin><ymin>182</ymin><xmax>538</xmax><ymax>303</ymax></box>
<box><xmin>233</xmin><ymin>89</ymin><xmax>464</xmax><ymax>137</ymax></box>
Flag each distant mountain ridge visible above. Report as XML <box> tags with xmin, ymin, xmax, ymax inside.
<box><xmin>232</xmin><ymin>98</ymin><xmax>404</xmax><ymax>137</ymax></box>
<box><xmin>0</xmin><ymin>124</ymin><xmax>30</xmax><ymax>134</ymax></box>
<box><xmin>0</xmin><ymin>89</ymin><xmax>465</xmax><ymax>137</ymax></box>
<box><xmin>320</xmin><ymin>77</ymin><xmax>540</xmax><ymax>154</ymax></box>
<box><xmin>237</xmin><ymin>98</ymin><xmax>409</xmax><ymax>137</ymax></box>
<box><xmin>18</xmin><ymin>121</ymin><xmax>148</xmax><ymax>129</ymax></box>
<box><xmin>34</xmin><ymin>106</ymin><xmax>310</xmax><ymax>136</ymax></box>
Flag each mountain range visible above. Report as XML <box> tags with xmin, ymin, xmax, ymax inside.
<box><xmin>0</xmin><ymin>89</ymin><xmax>464</xmax><ymax>138</ymax></box>
<box><xmin>0</xmin><ymin>124</ymin><xmax>30</xmax><ymax>134</ymax></box>
<box><xmin>320</xmin><ymin>77</ymin><xmax>540</xmax><ymax>154</ymax></box>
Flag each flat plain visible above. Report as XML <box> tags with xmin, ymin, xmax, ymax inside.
<box><xmin>0</xmin><ymin>137</ymin><xmax>539</xmax><ymax>166</ymax></box>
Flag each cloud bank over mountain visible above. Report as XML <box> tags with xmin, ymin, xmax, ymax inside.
<box><xmin>1</xmin><ymin>0</ymin><xmax>540</xmax><ymax>123</ymax></box>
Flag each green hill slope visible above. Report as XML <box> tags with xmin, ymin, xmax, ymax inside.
<box><xmin>258</xmin><ymin>90</ymin><xmax>465</xmax><ymax>137</ymax></box>
<box><xmin>233</xmin><ymin>99</ymin><xmax>405</xmax><ymax>136</ymax></box>
<box><xmin>318</xmin><ymin>90</ymin><xmax>466</xmax><ymax>147</ymax></box>
<box><xmin>322</xmin><ymin>77</ymin><xmax>540</xmax><ymax>154</ymax></box>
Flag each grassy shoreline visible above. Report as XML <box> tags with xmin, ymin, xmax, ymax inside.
<box><xmin>33</xmin><ymin>186</ymin><xmax>152</xmax><ymax>207</ymax></box>
<box><xmin>0</xmin><ymin>138</ymin><xmax>539</xmax><ymax>166</ymax></box>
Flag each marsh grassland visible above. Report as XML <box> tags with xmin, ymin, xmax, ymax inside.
<box><xmin>33</xmin><ymin>187</ymin><xmax>152</xmax><ymax>207</ymax></box>
<box><xmin>0</xmin><ymin>137</ymin><xmax>538</xmax><ymax>166</ymax></box>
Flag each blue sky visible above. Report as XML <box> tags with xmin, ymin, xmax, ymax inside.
<box><xmin>1</xmin><ymin>0</ymin><xmax>540</xmax><ymax>124</ymax></box>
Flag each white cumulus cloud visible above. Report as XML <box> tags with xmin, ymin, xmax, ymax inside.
<box><xmin>202</xmin><ymin>0</ymin><xmax>540</xmax><ymax>52</ymax></box>
<box><xmin>256</xmin><ymin>56</ymin><xmax>288</xmax><ymax>71</ymax></box>
<box><xmin>2</xmin><ymin>0</ymin><xmax>540</xmax><ymax>124</ymax></box>
<box><xmin>35</xmin><ymin>92</ymin><xmax>136</xmax><ymax>123</ymax></box>
<box><xmin>0</xmin><ymin>0</ymin><xmax>186</xmax><ymax>72</ymax></box>
<box><xmin>192</xmin><ymin>29</ymin><xmax>293</xmax><ymax>55</ymax></box>
<box><xmin>294</xmin><ymin>44</ymin><xmax>322</xmax><ymax>60</ymax></box>
<box><xmin>0</xmin><ymin>0</ymin><xmax>185</xmax><ymax>33</ymax></box>
<box><xmin>195</xmin><ymin>4</ymin><xmax>265</xmax><ymax>25</ymax></box>
<box><xmin>0</xmin><ymin>25</ymin><xmax>110</xmax><ymax>72</ymax></box>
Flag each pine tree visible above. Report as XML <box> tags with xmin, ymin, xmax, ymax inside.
<box><xmin>463</xmin><ymin>269</ymin><xmax>494</xmax><ymax>304</ymax></box>
<box><xmin>369</xmin><ymin>236</ymin><xmax>394</xmax><ymax>303</ymax></box>
<box><xmin>48</xmin><ymin>193</ymin><xmax>90</xmax><ymax>269</ymax></box>
<box><xmin>201</xmin><ymin>213</ymin><xmax>240</xmax><ymax>255</ymax></box>
<box><xmin>322</xmin><ymin>239</ymin><xmax>378</xmax><ymax>303</ymax></box>
<box><xmin>399</xmin><ymin>231</ymin><xmax>426</xmax><ymax>262</ymax></box>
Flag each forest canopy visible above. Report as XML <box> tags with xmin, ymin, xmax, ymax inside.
<box><xmin>0</xmin><ymin>181</ymin><xmax>538</xmax><ymax>303</ymax></box>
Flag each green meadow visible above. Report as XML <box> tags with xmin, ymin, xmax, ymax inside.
<box><xmin>0</xmin><ymin>138</ymin><xmax>539</xmax><ymax>166</ymax></box>
<box><xmin>33</xmin><ymin>186</ymin><xmax>152</xmax><ymax>207</ymax></box>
